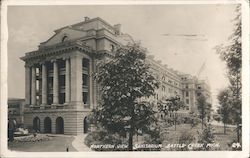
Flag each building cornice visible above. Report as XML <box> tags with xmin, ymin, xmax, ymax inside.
<box><xmin>20</xmin><ymin>40</ymin><xmax>94</xmax><ymax>62</ymax></box>
<box><xmin>24</xmin><ymin>108</ymin><xmax>92</xmax><ymax>113</ymax></box>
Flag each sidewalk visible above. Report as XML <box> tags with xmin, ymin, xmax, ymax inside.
<box><xmin>72</xmin><ymin>133</ymin><xmax>91</xmax><ymax>151</ymax></box>
<box><xmin>210</xmin><ymin>121</ymin><xmax>237</xmax><ymax>128</ymax></box>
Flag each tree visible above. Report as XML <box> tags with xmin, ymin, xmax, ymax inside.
<box><xmin>167</xmin><ymin>96</ymin><xmax>184</xmax><ymax>130</ymax></box>
<box><xmin>93</xmin><ymin>44</ymin><xmax>159</xmax><ymax>151</ymax></box>
<box><xmin>215</xmin><ymin>5</ymin><xmax>242</xmax><ymax>142</ymax></box>
<box><xmin>157</xmin><ymin>95</ymin><xmax>184</xmax><ymax>130</ymax></box>
<box><xmin>213</xmin><ymin>112</ymin><xmax>221</xmax><ymax>122</ymax></box>
<box><xmin>205</xmin><ymin>103</ymin><xmax>213</xmax><ymax>123</ymax></box>
<box><xmin>197</xmin><ymin>94</ymin><xmax>211</xmax><ymax>130</ymax></box>
<box><xmin>189</xmin><ymin>112</ymin><xmax>200</xmax><ymax>129</ymax></box>
<box><xmin>217</xmin><ymin>88</ymin><xmax>233</xmax><ymax>134</ymax></box>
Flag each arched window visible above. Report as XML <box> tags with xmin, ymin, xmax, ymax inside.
<box><xmin>110</xmin><ymin>44</ymin><xmax>115</xmax><ymax>52</ymax></box>
<box><xmin>56</xmin><ymin>117</ymin><xmax>64</xmax><ymax>134</ymax></box>
<box><xmin>33</xmin><ymin>117</ymin><xmax>40</xmax><ymax>132</ymax></box>
<box><xmin>44</xmin><ymin>117</ymin><xmax>52</xmax><ymax>133</ymax></box>
<box><xmin>162</xmin><ymin>76</ymin><xmax>165</xmax><ymax>81</ymax></box>
<box><xmin>162</xmin><ymin>86</ymin><xmax>165</xmax><ymax>92</ymax></box>
<box><xmin>83</xmin><ymin>117</ymin><xmax>89</xmax><ymax>133</ymax></box>
<box><xmin>62</xmin><ymin>35</ymin><xmax>69</xmax><ymax>42</ymax></box>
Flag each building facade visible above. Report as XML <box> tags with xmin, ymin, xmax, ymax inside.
<box><xmin>8</xmin><ymin>98</ymin><xmax>25</xmax><ymax>126</ymax></box>
<box><xmin>146</xmin><ymin>56</ymin><xmax>212</xmax><ymax>116</ymax></box>
<box><xmin>21</xmin><ymin>17</ymin><xmax>211</xmax><ymax>135</ymax></box>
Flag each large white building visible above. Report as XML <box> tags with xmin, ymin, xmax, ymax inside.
<box><xmin>21</xmin><ymin>17</ymin><xmax>211</xmax><ymax>135</ymax></box>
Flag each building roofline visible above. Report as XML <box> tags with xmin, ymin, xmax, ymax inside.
<box><xmin>54</xmin><ymin>17</ymin><xmax>117</xmax><ymax>33</ymax></box>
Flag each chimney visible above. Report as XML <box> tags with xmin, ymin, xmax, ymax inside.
<box><xmin>84</xmin><ymin>16</ymin><xmax>90</xmax><ymax>21</ymax></box>
<box><xmin>114</xmin><ymin>24</ymin><xmax>121</xmax><ymax>35</ymax></box>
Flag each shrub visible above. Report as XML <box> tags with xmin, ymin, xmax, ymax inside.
<box><xmin>197</xmin><ymin>124</ymin><xmax>216</xmax><ymax>151</ymax></box>
<box><xmin>140</xmin><ymin>127</ymin><xmax>162</xmax><ymax>151</ymax></box>
<box><xmin>189</xmin><ymin>115</ymin><xmax>200</xmax><ymax>128</ymax></box>
<box><xmin>178</xmin><ymin>132</ymin><xmax>196</xmax><ymax>151</ymax></box>
<box><xmin>228</xmin><ymin>140</ymin><xmax>242</xmax><ymax>151</ymax></box>
<box><xmin>13</xmin><ymin>134</ymin><xmax>52</xmax><ymax>142</ymax></box>
<box><xmin>84</xmin><ymin>130</ymin><xmax>124</xmax><ymax>151</ymax></box>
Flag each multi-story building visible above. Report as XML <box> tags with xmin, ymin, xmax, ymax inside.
<box><xmin>146</xmin><ymin>56</ymin><xmax>211</xmax><ymax>115</ymax></box>
<box><xmin>8</xmin><ymin>98</ymin><xmax>25</xmax><ymax>126</ymax></box>
<box><xmin>21</xmin><ymin>17</ymin><xmax>211</xmax><ymax>135</ymax></box>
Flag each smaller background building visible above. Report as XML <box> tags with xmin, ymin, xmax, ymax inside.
<box><xmin>8</xmin><ymin>98</ymin><xmax>25</xmax><ymax>127</ymax></box>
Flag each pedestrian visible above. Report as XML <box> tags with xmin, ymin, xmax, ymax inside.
<box><xmin>8</xmin><ymin>118</ymin><xmax>15</xmax><ymax>141</ymax></box>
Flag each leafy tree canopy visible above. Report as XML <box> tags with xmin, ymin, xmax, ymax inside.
<box><xmin>92</xmin><ymin>44</ymin><xmax>160</xmax><ymax>149</ymax></box>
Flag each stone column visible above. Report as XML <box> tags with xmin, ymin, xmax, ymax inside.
<box><xmin>53</xmin><ymin>60</ymin><xmax>59</xmax><ymax>105</ymax></box>
<box><xmin>70</xmin><ymin>52</ymin><xmax>83</xmax><ymax>108</ymax></box>
<box><xmin>51</xmin><ymin>119</ymin><xmax>56</xmax><ymax>134</ymax></box>
<box><xmin>25</xmin><ymin>65</ymin><xmax>31</xmax><ymax>105</ymax></box>
<box><xmin>31</xmin><ymin>66</ymin><xmax>36</xmax><ymax>106</ymax></box>
<box><xmin>41</xmin><ymin>63</ymin><xmax>47</xmax><ymax>107</ymax></box>
<box><xmin>94</xmin><ymin>59</ymin><xmax>100</xmax><ymax>107</ymax></box>
<box><xmin>89</xmin><ymin>59</ymin><xmax>93</xmax><ymax>108</ymax></box>
<box><xmin>65</xmin><ymin>58</ymin><xmax>70</xmax><ymax>104</ymax></box>
<box><xmin>192</xmin><ymin>89</ymin><xmax>197</xmax><ymax>113</ymax></box>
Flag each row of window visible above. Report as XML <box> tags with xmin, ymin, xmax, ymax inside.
<box><xmin>36</xmin><ymin>88</ymin><xmax>89</xmax><ymax>105</ymax></box>
<box><xmin>153</xmin><ymin>93</ymin><xmax>190</xmax><ymax>104</ymax></box>
<box><xmin>161</xmin><ymin>85</ymin><xmax>180</xmax><ymax>94</ymax></box>
<box><xmin>154</xmin><ymin>92</ymin><xmax>189</xmax><ymax>105</ymax></box>
<box><xmin>160</xmin><ymin>87</ymin><xmax>203</xmax><ymax>103</ymax></box>
<box><xmin>8</xmin><ymin>104</ymin><xmax>20</xmax><ymax>108</ymax></box>
<box><xmin>8</xmin><ymin>110</ymin><xmax>19</xmax><ymax>115</ymax></box>
<box><xmin>161</xmin><ymin>76</ymin><xmax>179</xmax><ymax>87</ymax></box>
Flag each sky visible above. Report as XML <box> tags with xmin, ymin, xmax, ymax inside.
<box><xmin>7</xmin><ymin>4</ymin><xmax>238</xmax><ymax>108</ymax></box>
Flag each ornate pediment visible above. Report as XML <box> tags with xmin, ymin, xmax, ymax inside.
<box><xmin>40</xmin><ymin>27</ymin><xmax>87</xmax><ymax>47</ymax></box>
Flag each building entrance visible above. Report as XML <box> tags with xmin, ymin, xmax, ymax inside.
<box><xmin>56</xmin><ymin>117</ymin><xmax>64</xmax><ymax>134</ymax></box>
<box><xmin>44</xmin><ymin>117</ymin><xmax>52</xmax><ymax>133</ymax></box>
<box><xmin>33</xmin><ymin>117</ymin><xmax>40</xmax><ymax>132</ymax></box>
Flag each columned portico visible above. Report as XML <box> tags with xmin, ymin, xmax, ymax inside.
<box><xmin>21</xmin><ymin>17</ymin><xmax>108</xmax><ymax>135</ymax></box>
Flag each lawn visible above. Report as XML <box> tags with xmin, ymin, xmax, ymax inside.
<box><xmin>161</xmin><ymin>123</ymin><xmax>238</xmax><ymax>151</ymax></box>
<box><xmin>84</xmin><ymin>122</ymin><xmax>239</xmax><ymax>151</ymax></box>
<box><xmin>8</xmin><ymin>135</ymin><xmax>77</xmax><ymax>152</ymax></box>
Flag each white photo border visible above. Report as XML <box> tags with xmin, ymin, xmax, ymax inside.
<box><xmin>1</xmin><ymin>0</ymin><xmax>249</xmax><ymax>157</ymax></box>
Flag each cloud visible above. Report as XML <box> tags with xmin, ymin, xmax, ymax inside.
<box><xmin>162</xmin><ymin>33</ymin><xmax>208</xmax><ymax>41</ymax></box>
